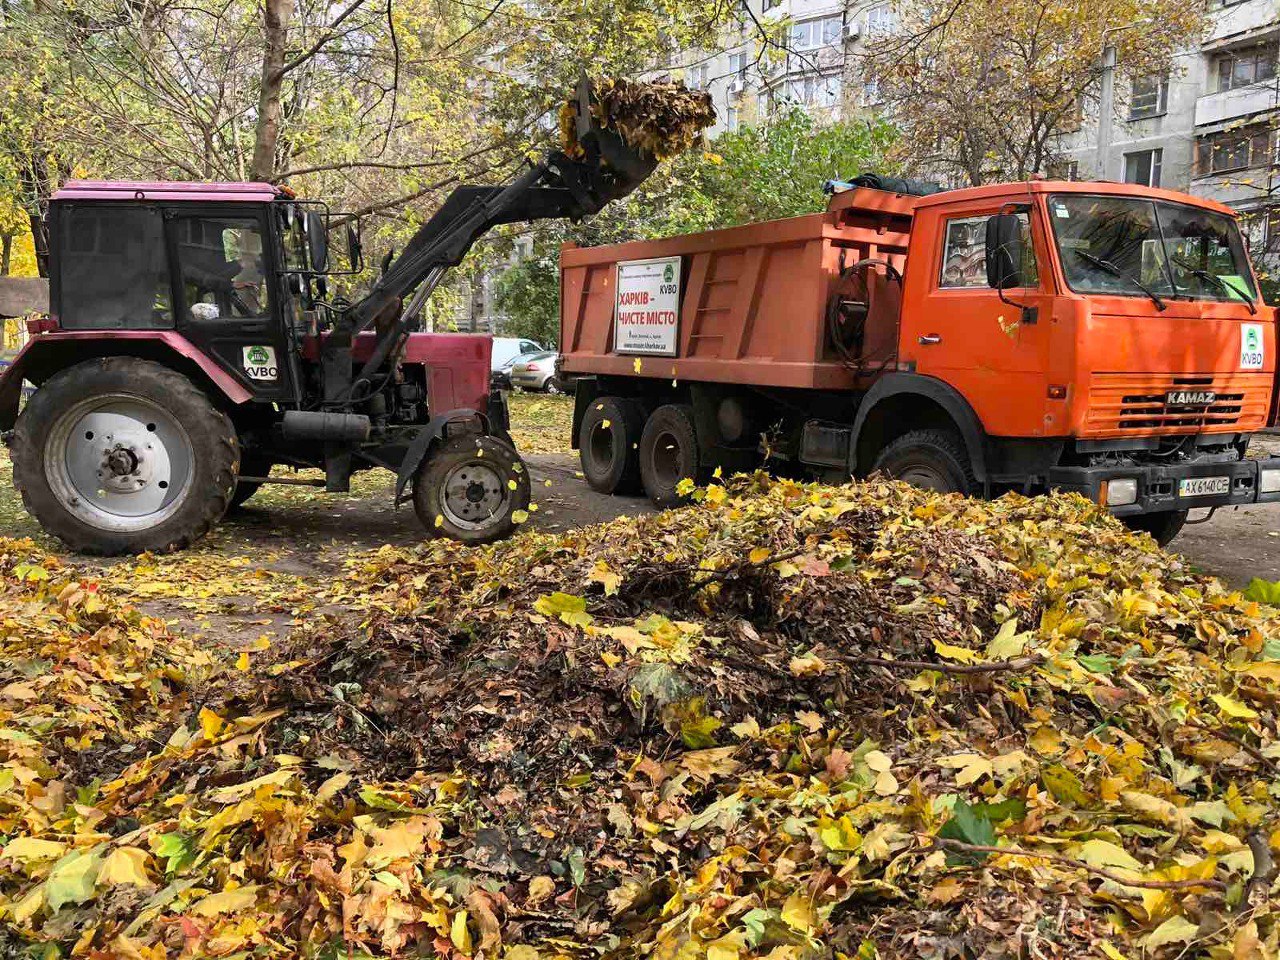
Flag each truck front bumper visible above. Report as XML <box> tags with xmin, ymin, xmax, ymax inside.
<box><xmin>1048</xmin><ymin>456</ymin><xmax>1280</xmax><ymax>516</ymax></box>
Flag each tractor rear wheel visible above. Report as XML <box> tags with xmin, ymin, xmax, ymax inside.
<box><xmin>413</xmin><ymin>434</ymin><xmax>531</xmax><ymax>545</ymax></box>
<box><xmin>11</xmin><ymin>357</ymin><xmax>238</xmax><ymax>555</ymax></box>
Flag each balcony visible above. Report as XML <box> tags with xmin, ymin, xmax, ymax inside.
<box><xmin>1206</xmin><ymin>0</ymin><xmax>1279</xmax><ymax>45</ymax></box>
<box><xmin>1194</xmin><ymin>82</ymin><xmax>1278</xmax><ymax>127</ymax></box>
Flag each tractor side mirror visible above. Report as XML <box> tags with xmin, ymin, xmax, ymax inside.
<box><xmin>305</xmin><ymin>211</ymin><xmax>329</xmax><ymax>274</ymax></box>
<box><xmin>985</xmin><ymin>214</ymin><xmax>1024</xmax><ymax>290</ymax></box>
<box><xmin>346</xmin><ymin>225</ymin><xmax>362</xmax><ymax>272</ymax></box>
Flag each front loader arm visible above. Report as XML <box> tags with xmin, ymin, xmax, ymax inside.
<box><xmin>325</xmin><ymin>81</ymin><xmax>658</xmax><ymax>406</ymax></box>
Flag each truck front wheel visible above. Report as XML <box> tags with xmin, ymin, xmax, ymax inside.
<box><xmin>640</xmin><ymin>404</ymin><xmax>700</xmax><ymax>508</ymax></box>
<box><xmin>11</xmin><ymin>357</ymin><xmax>238</xmax><ymax>555</ymax></box>
<box><xmin>1121</xmin><ymin>509</ymin><xmax>1187</xmax><ymax>547</ymax></box>
<box><xmin>871</xmin><ymin>429</ymin><xmax>975</xmax><ymax>496</ymax></box>
<box><xmin>413</xmin><ymin>434</ymin><xmax>531</xmax><ymax>545</ymax></box>
<box><xmin>578</xmin><ymin>396</ymin><xmax>645</xmax><ymax>494</ymax></box>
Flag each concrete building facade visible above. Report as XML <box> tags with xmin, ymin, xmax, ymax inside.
<box><xmin>658</xmin><ymin>0</ymin><xmax>895</xmax><ymax>138</ymax></box>
<box><xmin>1056</xmin><ymin>0</ymin><xmax>1280</xmax><ymax>248</ymax></box>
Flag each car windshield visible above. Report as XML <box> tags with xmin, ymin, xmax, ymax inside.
<box><xmin>1048</xmin><ymin>194</ymin><xmax>1257</xmax><ymax>304</ymax></box>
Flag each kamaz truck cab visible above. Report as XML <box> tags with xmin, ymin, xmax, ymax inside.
<box><xmin>559</xmin><ymin>177</ymin><xmax>1280</xmax><ymax>544</ymax></box>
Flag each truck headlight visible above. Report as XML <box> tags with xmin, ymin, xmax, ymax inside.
<box><xmin>1261</xmin><ymin>468</ymin><xmax>1280</xmax><ymax>494</ymax></box>
<box><xmin>1106</xmin><ymin>477</ymin><xmax>1138</xmax><ymax>506</ymax></box>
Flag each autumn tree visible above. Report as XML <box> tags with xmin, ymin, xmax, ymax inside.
<box><xmin>862</xmin><ymin>0</ymin><xmax>1204</xmax><ymax>186</ymax></box>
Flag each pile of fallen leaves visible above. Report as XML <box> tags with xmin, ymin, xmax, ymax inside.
<box><xmin>560</xmin><ymin>78</ymin><xmax>715</xmax><ymax>161</ymax></box>
<box><xmin>2</xmin><ymin>476</ymin><xmax>1279</xmax><ymax>959</ymax></box>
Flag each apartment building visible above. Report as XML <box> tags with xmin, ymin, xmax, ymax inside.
<box><xmin>1056</xmin><ymin>0</ymin><xmax>1280</xmax><ymax>249</ymax></box>
<box><xmin>659</xmin><ymin>0</ymin><xmax>895</xmax><ymax>137</ymax></box>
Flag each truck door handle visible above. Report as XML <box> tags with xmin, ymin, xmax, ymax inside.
<box><xmin>918</xmin><ymin>334</ymin><xmax>942</xmax><ymax>345</ymax></box>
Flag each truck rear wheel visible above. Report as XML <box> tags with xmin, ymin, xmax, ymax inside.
<box><xmin>579</xmin><ymin>396</ymin><xmax>645</xmax><ymax>494</ymax></box>
<box><xmin>1121</xmin><ymin>509</ymin><xmax>1187</xmax><ymax>547</ymax></box>
<box><xmin>413</xmin><ymin>434</ymin><xmax>531</xmax><ymax>545</ymax></box>
<box><xmin>640</xmin><ymin>403</ymin><xmax>700</xmax><ymax>508</ymax></box>
<box><xmin>11</xmin><ymin>357</ymin><xmax>238</xmax><ymax>555</ymax></box>
<box><xmin>871</xmin><ymin>429</ymin><xmax>975</xmax><ymax>496</ymax></box>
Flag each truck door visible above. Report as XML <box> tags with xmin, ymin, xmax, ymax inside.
<box><xmin>901</xmin><ymin>204</ymin><xmax>1055</xmax><ymax>438</ymax></box>
<box><xmin>168</xmin><ymin>207</ymin><xmax>298</xmax><ymax>403</ymax></box>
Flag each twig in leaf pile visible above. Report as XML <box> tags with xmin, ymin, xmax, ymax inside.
<box><xmin>848</xmin><ymin>654</ymin><xmax>1045</xmax><ymax>675</ymax></box>
<box><xmin>929</xmin><ymin>837</ymin><xmax>1228</xmax><ymax>891</ymax></box>
<box><xmin>1183</xmin><ymin>718</ymin><xmax>1279</xmax><ymax>775</ymax></box>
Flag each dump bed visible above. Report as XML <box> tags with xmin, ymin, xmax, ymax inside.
<box><xmin>559</xmin><ymin>188</ymin><xmax>916</xmax><ymax>390</ymax></box>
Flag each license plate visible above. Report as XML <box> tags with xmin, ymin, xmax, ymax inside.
<box><xmin>1166</xmin><ymin>390</ymin><xmax>1216</xmax><ymax>405</ymax></box>
<box><xmin>1178</xmin><ymin>476</ymin><xmax>1230</xmax><ymax>498</ymax></box>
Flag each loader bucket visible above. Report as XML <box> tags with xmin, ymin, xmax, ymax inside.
<box><xmin>567</xmin><ymin>77</ymin><xmax>659</xmax><ymax>201</ymax></box>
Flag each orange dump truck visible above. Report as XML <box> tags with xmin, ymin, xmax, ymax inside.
<box><xmin>559</xmin><ymin>178</ymin><xmax>1280</xmax><ymax>544</ymax></box>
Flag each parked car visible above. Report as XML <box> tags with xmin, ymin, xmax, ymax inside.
<box><xmin>491</xmin><ymin>337</ymin><xmax>544</xmax><ymax>387</ymax></box>
<box><xmin>510</xmin><ymin>351</ymin><xmax>567</xmax><ymax>393</ymax></box>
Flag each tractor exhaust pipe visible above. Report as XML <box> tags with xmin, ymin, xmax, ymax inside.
<box><xmin>281</xmin><ymin>411</ymin><xmax>371</xmax><ymax>443</ymax></box>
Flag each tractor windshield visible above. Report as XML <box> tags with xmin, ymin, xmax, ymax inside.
<box><xmin>1048</xmin><ymin>194</ymin><xmax>1257</xmax><ymax>305</ymax></box>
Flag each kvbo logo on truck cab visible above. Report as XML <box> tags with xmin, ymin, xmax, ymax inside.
<box><xmin>242</xmin><ymin>345</ymin><xmax>278</xmax><ymax>381</ymax></box>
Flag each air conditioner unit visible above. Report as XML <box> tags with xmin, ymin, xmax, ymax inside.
<box><xmin>730</xmin><ymin>77</ymin><xmax>747</xmax><ymax>95</ymax></box>
<box><xmin>843</xmin><ymin>21</ymin><xmax>860</xmax><ymax>40</ymax></box>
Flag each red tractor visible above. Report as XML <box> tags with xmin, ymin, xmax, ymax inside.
<box><xmin>0</xmin><ymin>85</ymin><xmax>657</xmax><ymax>554</ymax></box>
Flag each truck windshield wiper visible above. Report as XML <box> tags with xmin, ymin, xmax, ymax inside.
<box><xmin>1170</xmin><ymin>254</ymin><xmax>1257</xmax><ymax>314</ymax></box>
<box><xmin>1072</xmin><ymin>250</ymin><xmax>1167</xmax><ymax>311</ymax></box>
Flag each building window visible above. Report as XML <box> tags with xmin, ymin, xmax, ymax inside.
<box><xmin>1129</xmin><ymin>74</ymin><xmax>1168</xmax><ymax>119</ymax></box>
<box><xmin>784</xmin><ymin>74</ymin><xmax>842</xmax><ymax>107</ymax></box>
<box><xmin>861</xmin><ymin>78</ymin><xmax>882</xmax><ymax>106</ymax></box>
<box><xmin>1123</xmin><ymin>149</ymin><xmax>1163</xmax><ymax>187</ymax></box>
<box><xmin>1215</xmin><ymin>44</ymin><xmax>1277</xmax><ymax>92</ymax></box>
<box><xmin>1195</xmin><ymin>126</ymin><xmax>1272</xmax><ymax>175</ymax></box>
<box><xmin>728</xmin><ymin>50</ymin><xmax>748</xmax><ymax>77</ymax></box>
<box><xmin>1048</xmin><ymin>159</ymin><xmax>1080</xmax><ymax>181</ymax></box>
<box><xmin>763</xmin><ymin>0</ymin><xmax>781</xmax><ymax>10</ymax></box>
<box><xmin>726</xmin><ymin>105</ymin><xmax>740</xmax><ymax>131</ymax></box>
<box><xmin>790</xmin><ymin>16</ymin><xmax>841</xmax><ymax>51</ymax></box>
<box><xmin>864</xmin><ymin>4</ymin><xmax>895</xmax><ymax>34</ymax></box>
<box><xmin>686</xmin><ymin>63</ymin><xmax>710</xmax><ymax>90</ymax></box>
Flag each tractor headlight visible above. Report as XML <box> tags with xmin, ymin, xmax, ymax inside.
<box><xmin>1261</xmin><ymin>468</ymin><xmax>1280</xmax><ymax>494</ymax></box>
<box><xmin>1106</xmin><ymin>477</ymin><xmax>1138</xmax><ymax>506</ymax></box>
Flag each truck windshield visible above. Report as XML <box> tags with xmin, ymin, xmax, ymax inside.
<box><xmin>1048</xmin><ymin>194</ymin><xmax>1257</xmax><ymax>305</ymax></box>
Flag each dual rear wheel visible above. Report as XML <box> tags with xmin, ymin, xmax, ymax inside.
<box><xmin>579</xmin><ymin>397</ymin><xmax>701</xmax><ymax>508</ymax></box>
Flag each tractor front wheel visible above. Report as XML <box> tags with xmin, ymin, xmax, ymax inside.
<box><xmin>11</xmin><ymin>357</ymin><xmax>238</xmax><ymax>555</ymax></box>
<box><xmin>413</xmin><ymin>434</ymin><xmax>531</xmax><ymax>545</ymax></box>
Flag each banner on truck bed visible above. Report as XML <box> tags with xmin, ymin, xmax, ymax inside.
<box><xmin>614</xmin><ymin>256</ymin><xmax>681</xmax><ymax>356</ymax></box>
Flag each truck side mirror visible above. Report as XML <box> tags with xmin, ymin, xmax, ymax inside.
<box><xmin>305</xmin><ymin>211</ymin><xmax>329</xmax><ymax>273</ymax></box>
<box><xmin>985</xmin><ymin>214</ymin><xmax>1024</xmax><ymax>290</ymax></box>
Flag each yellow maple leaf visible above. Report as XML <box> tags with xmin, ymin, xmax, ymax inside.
<box><xmin>98</xmin><ymin>847</ymin><xmax>152</xmax><ymax>887</ymax></box>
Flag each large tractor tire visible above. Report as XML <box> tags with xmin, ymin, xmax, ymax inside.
<box><xmin>578</xmin><ymin>395</ymin><xmax>645</xmax><ymax>494</ymax></box>
<box><xmin>11</xmin><ymin>357</ymin><xmax>238</xmax><ymax>555</ymax></box>
<box><xmin>871</xmin><ymin>429</ymin><xmax>976</xmax><ymax>496</ymax></box>
<box><xmin>639</xmin><ymin>403</ymin><xmax>700</xmax><ymax>508</ymax></box>
<box><xmin>1121</xmin><ymin>509</ymin><xmax>1188</xmax><ymax>547</ymax></box>
<box><xmin>229</xmin><ymin>455</ymin><xmax>275</xmax><ymax>510</ymax></box>
<box><xmin>413</xmin><ymin>434</ymin><xmax>531</xmax><ymax>545</ymax></box>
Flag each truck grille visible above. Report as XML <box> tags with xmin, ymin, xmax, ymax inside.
<box><xmin>1085</xmin><ymin>373</ymin><xmax>1271</xmax><ymax>436</ymax></box>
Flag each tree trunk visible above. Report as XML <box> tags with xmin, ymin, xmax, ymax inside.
<box><xmin>251</xmin><ymin>0</ymin><xmax>292</xmax><ymax>182</ymax></box>
<box><xmin>1</xmin><ymin>233</ymin><xmax>11</xmax><ymax>276</ymax></box>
